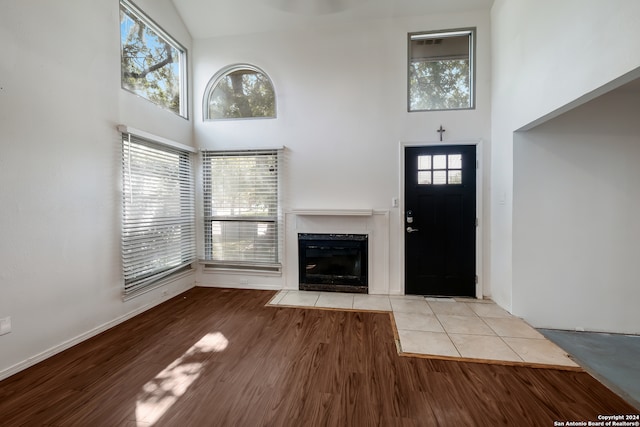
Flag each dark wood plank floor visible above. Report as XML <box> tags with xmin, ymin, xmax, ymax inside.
<box><xmin>0</xmin><ymin>288</ymin><xmax>636</xmax><ymax>426</ymax></box>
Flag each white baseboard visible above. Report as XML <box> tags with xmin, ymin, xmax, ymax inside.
<box><xmin>0</xmin><ymin>289</ymin><xmax>191</xmax><ymax>382</ymax></box>
<box><xmin>195</xmin><ymin>282</ymin><xmax>281</xmax><ymax>291</ymax></box>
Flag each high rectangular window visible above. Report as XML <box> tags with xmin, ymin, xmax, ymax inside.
<box><xmin>202</xmin><ymin>150</ymin><xmax>281</xmax><ymax>269</ymax></box>
<box><xmin>408</xmin><ymin>29</ymin><xmax>475</xmax><ymax>111</ymax></box>
<box><xmin>120</xmin><ymin>0</ymin><xmax>188</xmax><ymax>118</ymax></box>
<box><xmin>121</xmin><ymin>132</ymin><xmax>196</xmax><ymax>295</ymax></box>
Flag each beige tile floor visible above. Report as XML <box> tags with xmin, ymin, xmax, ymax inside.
<box><xmin>268</xmin><ymin>290</ymin><xmax>579</xmax><ymax>368</ymax></box>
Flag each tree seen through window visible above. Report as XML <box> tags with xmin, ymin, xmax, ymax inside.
<box><xmin>409</xmin><ymin>29</ymin><xmax>475</xmax><ymax>111</ymax></box>
<box><xmin>410</xmin><ymin>59</ymin><xmax>470</xmax><ymax>110</ymax></box>
<box><xmin>205</xmin><ymin>66</ymin><xmax>276</xmax><ymax>120</ymax></box>
<box><xmin>120</xmin><ymin>0</ymin><xmax>186</xmax><ymax>117</ymax></box>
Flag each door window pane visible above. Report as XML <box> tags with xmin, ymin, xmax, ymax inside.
<box><xmin>433</xmin><ymin>155</ymin><xmax>447</xmax><ymax>169</ymax></box>
<box><xmin>418</xmin><ymin>155</ymin><xmax>431</xmax><ymax>170</ymax></box>
<box><xmin>433</xmin><ymin>171</ymin><xmax>447</xmax><ymax>185</ymax></box>
<box><xmin>448</xmin><ymin>170</ymin><xmax>462</xmax><ymax>184</ymax></box>
<box><xmin>418</xmin><ymin>171</ymin><xmax>432</xmax><ymax>185</ymax></box>
<box><xmin>448</xmin><ymin>154</ymin><xmax>462</xmax><ymax>169</ymax></box>
<box><xmin>416</xmin><ymin>152</ymin><xmax>464</xmax><ymax>185</ymax></box>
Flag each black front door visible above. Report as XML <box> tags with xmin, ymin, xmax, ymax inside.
<box><xmin>404</xmin><ymin>145</ymin><xmax>476</xmax><ymax>297</ymax></box>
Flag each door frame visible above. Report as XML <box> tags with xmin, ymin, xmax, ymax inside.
<box><xmin>399</xmin><ymin>139</ymin><xmax>484</xmax><ymax>299</ymax></box>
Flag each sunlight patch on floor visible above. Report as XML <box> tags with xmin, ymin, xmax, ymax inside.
<box><xmin>135</xmin><ymin>332</ymin><xmax>229</xmax><ymax>426</ymax></box>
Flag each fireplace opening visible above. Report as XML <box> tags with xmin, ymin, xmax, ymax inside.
<box><xmin>298</xmin><ymin>233</ymin><xmax>368</xmax><ymax>293</ymax></box>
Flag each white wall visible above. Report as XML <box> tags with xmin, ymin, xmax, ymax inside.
<box><xmin>0</xmin><ymin>0</ymin><xmax>195</xmax><ymax>379</ymax></box>
<box><xmin>192</xmin><ymin>11</ymin><xmax>492</xmax><ymax>294</ymax></box>
<box><xmin>490</xmin><ymin>0</ymin><xmax>640</xmax><ymax>312</ymax></box>
<box><xmin>513</xmin><ymin>85</ymin><xmax>640</xmax><ymax>334</ymax></box>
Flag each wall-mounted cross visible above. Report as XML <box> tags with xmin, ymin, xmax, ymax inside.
<box><xmin>437</xmin><ymin>125</ymin><xmax>446</xmax><ymax>142</ymax></box>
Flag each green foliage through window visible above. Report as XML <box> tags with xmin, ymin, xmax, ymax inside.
<box><xmin>204</xmin><ymin>65</ymin><xmax>276</xmax><ymax>120</ymax></box>
<box><xmin>120</xmin><ymin>0</ymin><xmax>187</xmax><ymax>117</ymax></box>
<box><xmin>410</xmin><ymin>59</ymin><xmax>470</xmax><ymax>110</ymax></box>
<box><xmin>202</xmin><ymin>150</ymin><xmax>281</xmax><ymax>265</ymax></box>
<box><xmin>409</xmin><ymin>29</ymin><xmax>475</xmax><ymax>111</ymax></box>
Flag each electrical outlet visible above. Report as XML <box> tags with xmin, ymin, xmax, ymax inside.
<box><xmin>0</xmin><ymin>317</ymin><xmax>11</xmax><ymax>336</ymax></box>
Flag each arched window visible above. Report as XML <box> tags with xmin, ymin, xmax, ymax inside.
<box><xmin>203</xmin><ymin>64</ymin><xmax>276</xmax><ymax>120</ymax></box>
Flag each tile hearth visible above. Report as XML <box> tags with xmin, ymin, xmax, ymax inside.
<box><xmin>267</xmin><ymin>290</ymin><xmax>579</xmax><ymax>369</ymax></box>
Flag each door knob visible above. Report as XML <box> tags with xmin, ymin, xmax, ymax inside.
<box><xmin>406</xmin><ymin>227</ymin><xmax>419</xmax><ymax>233</ymax></box>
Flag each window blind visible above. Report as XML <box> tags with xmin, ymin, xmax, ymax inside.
<box><xmin>121</xmin><ymin>133</ymin><xmax>196</xmax><ymax>295</ymax></box>
<box><xmin>202</xmin><ymin>149</ymin><xmax>281</xmax><ymax>268</ymax></box>
<box><xmin>410</xmin><ymin>30</ymin><xmax>472</xmax><ymax>60</ymax></box>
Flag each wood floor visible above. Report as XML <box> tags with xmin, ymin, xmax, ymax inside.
<box><xmin>0</xmin><ymin>288</ymin><xmax>635</xmax><ymax>426</ymax></box>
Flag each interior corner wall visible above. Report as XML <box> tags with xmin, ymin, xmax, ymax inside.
<box><xmin>0</xmin><ymin>0</ymin><xmax>195</xmax><ymax>379</ymax></box>
<box><xmin>490</xmin><ymin>0</ymin><xmax>640</xmax><ymax>313</ymax></box>
<box><xmin>513</xmin><ymin>87</ymin><xmax>640</xmax><ymax>334</ymax></box>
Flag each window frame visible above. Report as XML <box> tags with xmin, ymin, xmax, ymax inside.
<box><xmin>119</xmin><ymin>0</ymin><xmax>189</xmax><ymax>119</ymax></box>
<box><xmin>407</xmin><ymin>28</ymin><xmax>476</xmax><ymax>112</ymax></box>
<box><xmin>202</xmin><ymin>64</ymin><xmax>277</xmax><ymax>121</ymax></box>
<box><xmin>120</xmin><ymin>128</ymin><xmax>196</xmax><ymax>297</ymax></box>
<box><xmin>201</xmin><ymin>149</ymin><xmax>283</xmax><ymax>271</ymax></box>
<box><xmin>417</xmin><ymin>153</ymin><xmax>464</xmax><ymax>185</ymax></box>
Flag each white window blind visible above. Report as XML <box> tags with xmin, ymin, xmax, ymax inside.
<box><xmin>202</xmin><ymin>149</ymin><xmax>281</xmax><ymax>268</ymax></box>
<box><xmin>121</xmin><ymin>132</ymin><xmax>196</xmax><ymax>295</ymax></box>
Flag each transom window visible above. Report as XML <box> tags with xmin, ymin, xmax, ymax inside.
<box><xmin>203</xmin><ymin>64</ymin><xmax>276</xmax><ymax>120</ymax></box>
<box><xmin>408</xmin><ymin>29</ymin><xmax>475</xmax><ymax>111</ymax></box>
<box><xmin>120</xmin><ymin>0</ymin><xmax>188</xmax><ymax>117</ymax></box>
<box><xmin>417</xmin><ymin>154</ymin><xmax>463</xmax><ymax>185</ymax></box>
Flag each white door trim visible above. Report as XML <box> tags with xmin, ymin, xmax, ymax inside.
<box><xmin>399</xmin><ymin>139</ymin><xmax>484</xmax><ymax>299</ymax></box>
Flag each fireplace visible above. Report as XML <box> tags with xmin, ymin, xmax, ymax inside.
<box><xmin>298</xmin><ymin>233</ymin><xmax>368</xmax><ymax>293</ymax></box>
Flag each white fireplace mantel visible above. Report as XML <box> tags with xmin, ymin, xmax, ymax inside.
<box><xmin>288</xmin><ymin>208</ymin><xmax>373</xmax><ymax>216</ymax></box>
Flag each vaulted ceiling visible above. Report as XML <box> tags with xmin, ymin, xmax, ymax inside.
<box><xmin>171</xmin><ymin>0</ymin><xmax>494</xmax><ymax>39</ymax></box>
